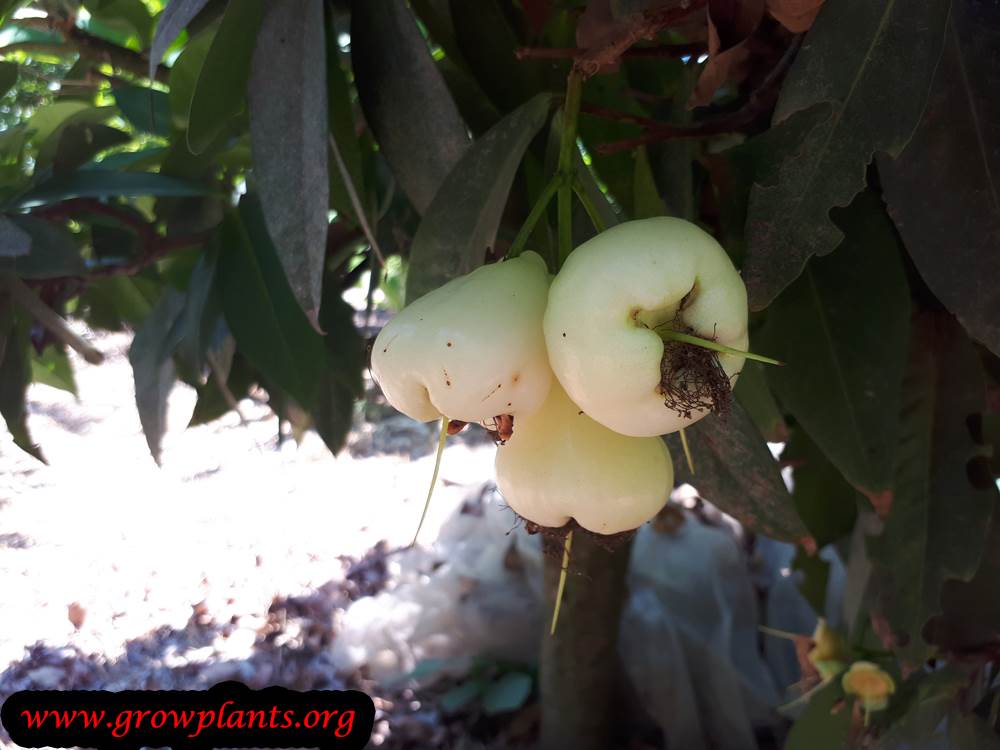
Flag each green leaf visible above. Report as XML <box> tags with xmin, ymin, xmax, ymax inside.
<box><xmin>0</xmin><ymin>299</ymin><xmax>43</xmax><ymax>462</ymax></box>
<box><xmin>31</xmin><ymin>345</ymin><xmax>77</xmax><ymax>395</ymax></box>
<box><xmin>879</xmin><ymin>666</ymin><xmax>969</xmax><ymax>747</ymax></box>
<box><xmin>878</xmin><ymin>4</ymin><xmax>1000</xmax><ymax>358</ymax></box>
<box><xmin>15</xmin><ymin>172</ymin><xmax>211</xmax><ymax>207</ymax></box>
<box><xmin>783</xmin><ymin>429</ymin><xmax>858</xmax><ymax>548</ymax></box>
<box><xmin>248</xmin><ymin>0</ymin><xmax>328</xmax><ymax>321</ymax></box>
<box><xmin>948</xmin><ymin>710</ymin><xmax>1000</xmax><ymax>750</ymax></box>
<box><xmin>0</xmin><ymin>216</ymin><xmax>84</xmax><ymax>278</ymax></box>
<box><xmin>86</xmin><ymin>146</ymin><xmax>169</xmax><ymax>172</ymax></box>
<box><xmin>351</xmin><ymin>0</ymin><xmax>469</xmax><ymax>215</ymax></box>
<box><xmin>86</xmin><ymin>0</ymin><xmax>154</xmax><ymax>48</ymax></box>
<box><xmin>0</xmin><ymin>60</ymin><xmax>16</xmax><ymax>97</ymax></box>
<box><xmin>311</xmin><ymin>283</ymin><xmax>364</xmax><ymax>455</ymax></box>
<box><xmin>188</xmin><ymin>351</ymin><xmax>254</xmax><ymax>427</ymax></box>
<box><xmin>482</xmin><ymin>672</ymin><xmax>533</xmax><ymax>715</ymax></box>
<box><xmin>0</xmin><ymin>215</ymin><xmax>30</xmax><ymax>258</ymax></box>
<box><xmin>50</xmin><ymin>124</ymin><xmax>131</xmax><ymax>174</ymax></box>
<box><xmin>784</xmin><ymin>680</ymin><xmax>850</xmax><ymax>750</ymax></box>
<box><xmin>868</xmin><ymin>313</ymin><xmax>996</xmax><ymax>664</ymax></box>
<box><xmin>149</xmin><ymin>0</ymin><xmax>212</xmax><ymax>79</ymax></box>
<box><xmin>187</xmin><ymin>0</ymin><xmax>265</xmax><ymax>154</ymax></box>
<box><xmin>405</xmin><ymin>93</ymin><xmax>551</xmax><ymax>302</ymax></box>
<box><xmin>216</xmin><ymin>198</ymin><xmax>326</xmax><ymax>408</ymax></box>
<box><xmin>632</xmin><ymin>146</ymin><xmax>666</xmax><ymax>220</ymax></box>
<box><xmin>114</xmin><ymin>85</ymin><xmax>171</xmax><ymax>137</ymax></box>
<box><xmin>733</xmin><ymin>360</ymin><xmax>786</xmax><ymax>442</ymax></box>
<box><xmin>167</xmin><ymin>23</ymin><xmax>216</xmax><ymax>132</ymax></box>
<box><xmin>792</xmin><ymin>548</ymin><xmax>830</xmax><ymax>614</ymax></box>
<box><xmin>758</xmin><ymin>190</ymin><xmax>911</xmax><ymax>499</ymax></box>
<box><xmin>325</xmin><ymin>13</ymin><xmax>364</xmax><ymax>225</ymax></box>
<box><xmin>663</xmin><ymin>401</ymin><xmax>810</xmax><ymax>544</ymax></box>
<box><xmin>170</xmin><ymin>241</ymin><xmax>218</xmax><ymax>378</ymax></box>
<box><xmin>743</xmin><ymin>0</ymin><xmax>951</xmax><ymax>309</ymax></box>
<box><xmin>27</xmin><ymin>103</ymin><xmax>113</xmax><ymax>150</ymax></box>
<box><xmin>129</xmin><ymin>287</ymin><xmax>185</xmax><ymax>463</ymax></box>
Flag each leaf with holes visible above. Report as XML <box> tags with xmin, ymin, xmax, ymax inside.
<box><xmin>743</xmin><ymin>0</ymin><xmax>951</xmax><ymax>309</ymax></box>
<box><xmin>868</xmin><ymin>313</ymin><xmax>995</xmax><ymax>665</ymax></box>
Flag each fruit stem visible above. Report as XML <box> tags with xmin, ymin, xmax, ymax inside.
<box><xmin>550</xmin><ymin>529</ymin><xmax>574</xmax><ymax>635</ymax></box>
<box><xmin>655</xmin><ymin>326</ymin><xmax>783</xmax><ymax>366</ymax></box>
<box><xmin>410</xmin><ymin>417</ymin><xmax>449</xmax><ymax>547</ymax></box>
<box><xmin>572</xmin><ymin>175</ymin><xmax>607</xmax><ymax>233</ymax></box>
<box><xmin>679</xmin><ymin>427</ymin><xmax>695</xmax><ymax>474</ymax></box>
<box><xmin>509</xmin><ymin>176</ymin><xmax>560</xmax><ymax>263</ymax></box>
<box><xmin>557</xmin><ymin>70</ymin><xmax>583</xmax><ymax>267</ymax></box>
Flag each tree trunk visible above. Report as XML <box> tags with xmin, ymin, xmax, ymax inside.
<box><xmin>539</xmin><ymin>529</ymin><xmax>633</xmax><ymax>750</ymax></box>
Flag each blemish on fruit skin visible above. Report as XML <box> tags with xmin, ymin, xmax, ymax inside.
<box><xmin>444</xmin><ymin>368</ymin><xmax>452</xmax><ymax>387</ymax></box>
<box><xmin>447</xmin><ymin>342</ymin><xmax>453</xmax><ymax>347</ymax></box>
<box><xmin>562</xmin><ymin>332</ymin><xmax>567</xmax><ymax>337</ymax></box>
<box><xmin>512</xmin><ymin>373</ymin><xmax>521</xmax><ymax>384</ymax></box>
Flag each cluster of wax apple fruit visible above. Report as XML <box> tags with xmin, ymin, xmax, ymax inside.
<box><xmin>371</xmin><ymin>218</ymin><xmax>749</xmax><ymax>535</ymax></box>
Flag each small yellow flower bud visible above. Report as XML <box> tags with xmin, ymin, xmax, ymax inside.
<box><xmin>841</xmin><ymin>661</ymin><xmax>895</xmax><ymax>712</ymax></box>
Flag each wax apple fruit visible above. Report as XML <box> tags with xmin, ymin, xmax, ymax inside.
<box><xmin>495</xmin><ymin>382</ymin><xmax>673</xmax><ymax>534</ymax></box>
<box><xmin>543</xmin><ymin>217</ymin><xmax>748</xmax><ymax>437</ymax></box>
<box><xmin>371</xmin><ymin>252</ymin><xmax>552</xmax><ymax>424</ymax></box>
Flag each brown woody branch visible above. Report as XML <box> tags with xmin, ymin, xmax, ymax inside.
<box><xmin>5</xmin><ymin>274</ymin><xmax>104</xmax><ymax>364</ymax></box>
<box><xmin>573</xmin><ymin>0</ymin><xmax>709</xmax><ymax>77</ymax></box>
<box><xmin>593</xmin><ymin>35</ymin><xmax>803</xmax><ymax>154</ymax></box>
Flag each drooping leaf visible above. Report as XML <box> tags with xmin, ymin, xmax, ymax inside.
<box><xmin>879</xmin><ymin>666</ymin><xmax>970</xmax><ymax>747</ymax></box>
<box><xmin>149</xmin><ymin>0</ymin><xmax>212</xmax><ymax>79</ymax></box>
<box><xmin>216</xmin><ymin>198</ymin><xmax>327</xmax><ymax>409</ymax></box>
<box><xmin>24</xmin><ymin>102</ymin><xmax>105</xmax><ymax>146</ymax></box>
<box><xmin>15</xmin><ymin>172</ymin><xmax>210</xmax><ymax>207</ymax></box>
<box><xmin>948</xmin><ymin>710</ymin><xmax>1000</xmax><ymax>750</ymax></box>
<box><xmin>170</xmin><ymin>241</ymin><xmax>219</xmax><ymax>379</ymax></box>
<box><xmin>167</xmin><ymin>23</ymin><xmax>216</xmax><ymax>132</ymax></box>
<box><xmin>664</xmin><ymin>401</ymin><xmax>810</xmax><ymax>544</ymax></box>
<box><xmin>743</xmin><ymin>0</ymin><xmax>951</xmax><ymax>309</ymax></box>
<box><xmin>187</xmin><ymin>0</ymin><xmax>265</xmax><ymax>154</ymax></box>
<box><xmin>784</xmin><ymin>677</ymin><xmax>850</xmax><ymax>750</ymax></box>
<box><xmin>783</xmin><ymin>428</ymin><xmax>858</xmax><ymax>547</ymax></box>
<box><xmin>30</xmin><ymin>344</ymin><xmax>77</xmax><ymax>395</ymax></box>
<box><xmin>0</xmin><ymin>216</ymin><xmax>84</xmax><ymax>278</ymax></box>
<box><xmin>733</xmin><ymin>360</ymin><xmax>786</xmax><ymax>442</ymax></box>
<box><xmin>0</xmin><ymin>298</ymin><xmax>43</xmax><ymax>462</ymax></box>
<box><xmin>351</xmin><ymin>0</ymin><xmax>469</xmax><ymax>215</ymax></box>
<box><xmin>50</xmin><ymin>124</ymin><xmax>131</xmax><ymax>174</ymax></box>
<box><xmin>868</xmin><ymin>312</ymin><xmax>995</xmax><ymax>664</ymax></box>
<box><xmin>405</xmin><ymin>93</ymin><xmax>551</xmax><ymax>302</ymax></box>
<box><xmin>188</xmin><ymin>351</ymin><xmax>254</xmax><ymax>427</ymax></box>
<box><xmin>0</xmin><ymin>215</ymin><xmax>30</xmax><ymax>258</ymax></box>
<box><xmin>482</xmin><ymin>672</ymin><xmax>533</xmax><ymax>716</ymax></box>
<box><xmin>758</xmin><ymin>190</ymin><xmax>910</xmax><ymax>501</ymax></box>
<box><xmin>325</xmin><ymin>10</ymin><xmax>365</xmax><ymax>225</ymax></box>
<box><xmin>129</xmin><ymin>287</ymin><xmax>185</xmax><ymax>463</ymax></box>
<box><xmin>248</xmin><ymin>0</ymin><xmax>328</xmax><ymax>322</ymax></box>
<box><xmin>878</xmin><ymin>2</ymin><xmax>1000</xmax><ymax>358</ymax></box>
<box><xmin>792</xmin><ymin>547</ymin><xmax>829</xmax><ymax>613</ymax></box>
<box><xmin>114</xmin><ymin>85</ymin><xmax>171</xmax><ymax>137</ymax></box>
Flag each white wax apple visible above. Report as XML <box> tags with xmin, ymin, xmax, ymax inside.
<box><xmin>543</xmin><ymin>217</ymin><xmax>748</xmax><ymax>437</ymax></box>
<box><xmin>371</xmin><ymin>251</ymin><xmax>552</xmax><ymax>423</ymax></box>
<box><xmin>495</xmin><ymin>381</ymin><xmax>673</xmax><ymax>534</ymax></box>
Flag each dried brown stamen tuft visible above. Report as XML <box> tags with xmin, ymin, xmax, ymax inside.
<box><xmin>656</xmin><ymin>319</ymin><xmax>732</xmax><ymax>419</ymax></box>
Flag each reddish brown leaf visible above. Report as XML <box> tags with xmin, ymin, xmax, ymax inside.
<box><xmin>522</xmin><ymin>0</ymin><xmax>554</xmax><ymax>36</ymax></box>
<box><xmin>710</xmin><ymin>0</ymin><xmax>764</xmax><ymax>50</ymax></box>
<box><xmin>688</xmin><ymin>0</ymin><xmax>763</xmax><ymax>107</ymax></box>
<box><xmin>765</xmin><ymin>0</ymin><xmax>823</xmax><ymax>32</ymax></box>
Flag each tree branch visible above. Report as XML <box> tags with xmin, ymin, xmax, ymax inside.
<box><xmin>4</xmin><ymin>273</ymin><xmax>104</xmax><ymax>364</ymax></box>
<box><xmin>516</xmin><ymin>42</ymin><xmax>706</xmax><ymax>61</ymax></box>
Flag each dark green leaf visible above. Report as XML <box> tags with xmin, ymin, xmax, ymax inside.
<box><xmin>30</xmin><ymin>344</ymin><xmax>77</xmax><ymax>395</ymax></box>
<box><xmin>783</xmin><ymin>429</ymin><xmax>858</xmax><ymax>548</ymax></box>
<box><xmin>311</xmin><ymin>282</ymin><xmax>364</xmax><ymax>454</ymax></box>
<box><xmin>167</xmin><ymin>23</ymin><xmax>216</xmax><ymax>132</ymax></box>
<box><xmin>150</xmin><ymin>0</ymin><xmax>212</xmax><ymax>79</ymax></box>
<box><xmin>784</xmin><ymin>680</ymin><xmax>850</xmax><ymax>750</ymax></box>
<box><xmin>0</xmin><ymin>298</ymin><xmax>43</xmax><ymax>462</ymax></box>
<box><xmin>29</xmin><ymin>103</ymin><xmax>115</xmax><ymax>156</ymax></box>
<box><xmin>15</xmin><ymin>172</ymin><xmax>211</xmax><ymax>207</ymax></box>
<box><xmin>743</xmin><ymin>0</ymin><xmax>951</xmax><ymax>309</ymax></box>
<box><xmin>482</xmin><ymin>672</ymin><xmax>533</xmax><ymax>715</ymax></box>
<box><xmin>0</xmin><ymin>215</ymin><xmax>30</xmax><ymax>258</ymax></box>
<box><xmin>0</xmin><ymin>60</ymin><xmax>16</xmax><ymax>98</ymax></box>
<box><xmin>351</xmin><ymin>0</ymin><xmax>469</xmax><ymax>214</ymax></box>
<box><xmin>188</xmin><ymin>351</ymin><xmax>254</xmax><ymax>427</ymax></box>
<box><xmin>129</xmin><ymin>287</ymin><xmax>185</xmax><ymax>463</ymax></box>
<box><xmin>114</xmin><ymin>86</ymin><xmax>171</xmax><ymax>137</ymax></box>
<box><xmin>187</xmin><ymin>0</ymin><xmax>265</xmax><ymax>154</ymax></box>
<box><xmin>405</xmin><ymin>93</ymin><xmax>551</xmax><ymax>302</ymax></box>
<box><xmin>759</xmin><ymin>190</ymin><xmax>911</xmax><ymax>499</ymax></box>
<box><xmin>86</xmin><ymin>0</ymin><xmax>154</xmax><ymax>48</ymax></box>
<box><xmin>85</xmin><ymin>147</ymin><xmax>168</xmax><ymax>172</ymax></box>
<box><xmin>948</xmin><ymin>710</ymin><xmax>1000</xmax><ymax>750</ymax></box>
<box><xmin>733</xmin><ymin>360</ymin><xmax>786</xmax><ymax>442</ymax></box>
<box><xmin>879</xmin><ymin>666</ymin><xmax>969</xmax><ymax>747</ymax></box>
<box><xmin>0</xmin><ymin>216</ymin><xmax>84</xmax><ymax>278</ymax></box>
<box><xmin>248</xmin><ymin>0</ymin><xmax>328</xmax><ymax>320</ymax></box>
<box><xmin>878</xmin><ymin>3</ymin><xmax>1000</xmax><ymax>357</ymax></box>
<box><xmin>50</xmin><ymin>124</ymin><xmax>131</xmax><ymax>174</ymax></box>
<box><xmin>216</xmin><ymin>198</ymin><xmax>326</xmax><ymax>408</ymax></box>
<box><xmin>664</xmin><ymin>401</ymin><xmax>810</xmax><ymax>544</ymax></box>
<box><xmin>792</xmin><ymin>547</ymin><xmax>829</xmax><ymax>614</ymax></box>
<box><xmin>170</xmin><ymin>241</ymin><xmax>219</xmax><ymax>378</ymax></box>
<box><xmin>325</xmin><ymin>12</ymin><xmax>364</xmax><ymax>224</ymax></box>
<box><xmin>868</xmin><ymin>313</ymin><xmax>995</xmax><ymax>664</ymax></box>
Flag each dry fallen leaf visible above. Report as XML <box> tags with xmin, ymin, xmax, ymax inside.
<box><xmin>765</xmin><ymin>0</ymin><xmax>824</xmax><ymax>33</ymax></box>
